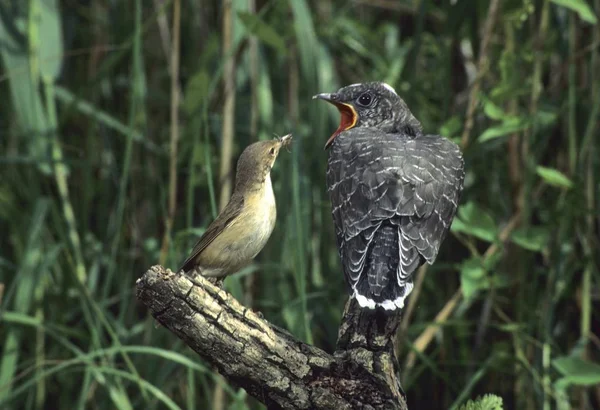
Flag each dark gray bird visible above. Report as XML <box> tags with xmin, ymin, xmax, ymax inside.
<box><xmin>314</xmin><ymin>82</ymin><xmax>464</xmax><ymax>310</ymax></box>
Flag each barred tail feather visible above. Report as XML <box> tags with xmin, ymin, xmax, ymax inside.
<box><xmin>354</xmin><ymin>276</ymin><xmax>414</xmax><ymax>310</ymax></box>
<box><xmin>352</xmin><ymin>223</ymin><xmax>417</xmax><ymax>310</ymax></box>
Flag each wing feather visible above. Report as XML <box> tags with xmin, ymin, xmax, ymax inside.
<box><xmin>327</xmin><ymin>127</ymin><xmax>464</xmax><ymax>293</ymax></box>
<box><xmin>178</xmin><ymin>195</ymin><xmax>244</xmax><ymax>273</ymax></box>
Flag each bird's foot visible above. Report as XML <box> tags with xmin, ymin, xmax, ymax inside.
<box><xmin>207</xmin><ymin>277</ymin><xmax>225</xmax><ymax>289</ymax></box>
<box><xmin>177</xmin><ymin>269</ymin><xmax>204</xmax><ymax>288</ymax></box>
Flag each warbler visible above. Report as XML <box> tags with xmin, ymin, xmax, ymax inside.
<box><xmin>314</xmin><ymin>82</ymin><xmax>464</xmax><ymax>310</ymax></box>
<box><xmin>178</xmin><ymin>134</ymin><xmax>292</xmax><ymax>278</ymax></box>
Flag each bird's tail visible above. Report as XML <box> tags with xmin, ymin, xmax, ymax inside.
<box><xmin>353</xmin><ymin>223</ymin><xmax>417</xmax><ymax>311</ymax></box>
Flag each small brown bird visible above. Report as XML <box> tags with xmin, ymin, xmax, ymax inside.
<box><xmin>178</xmin><ymin>135</ymin><xmax>292</xmax><ymax>278</ymax></box>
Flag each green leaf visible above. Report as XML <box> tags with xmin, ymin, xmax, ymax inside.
<box><xmin>550</xmin><ymin>0</ymin><xmax>598</xmax><ymax>24</ymax></box>
<box><xmin>282</xmin><ymin>305</ymin><xmax>299</xmax><ymax>333</ymax></box>
<box><xmin>478</xmin><ymin>117</ymin><xmax>529</xmax><ymax>142</ymax></box>
<box><xmin>0</xmin><ymin>6</ymin><xmax>53</xmax><ymax>175</ymax></box>
<box><xmin>108</xmin><ymin>386</ymin><xmax>133</xmax><ymax>410</ymax></box>
<box><xmin>451</xmin><ymin>202</ymin><xmax>498</xmax><ymax>242</ymax></box>
<box><xmin>458</xmin><ymin>394</ymin><xmax>504</xmax><ymax>410</ymax></box>
<box><xmin>289</xmin><ymin>0</ymin><xmax>319</xmax><ymax>83</ymax></box>
<box><xmin>536</xmin><ymin>166</ymin><xmax>573</xmax><ymax>189</ymax></box>
<box><xmin>53</xmin><ymin>85</ymin><xmax>160</xmax><ymax>153</ymax></box>
<box><xmin>183</xmin><ymin>71</ymin><xmax>210</xmax><ymax>115</ymax></box>
<box><xmin>510</xmin><ymin>227</ymin><xmax>550</xmax><ymax>252</ymax></box>
<box><xmin>37</xmin><ymin>0</ymin><xmax>64</xmax><ymax>81</ymax></box>
<box><xmin>0</xmin><ymin>200</ymin><xmax>49</xmax><ymax>402</ymax></box>
<box><xmin>534</xmin><ymin>110</ymin><xmax>558</xmax><ymax>128</ymax></box>
<box><xmin>553</xmin><ymin>356</ymin><xmax>600</xmax><ymax>388</ymax></box>
<box><xmin>440</xmin><ymin>115</ymin><xmax>462</xmax><ymax>138</ymax></box>
<box><xmin>460</xmin><ymin>257</ymin><xmax>487</xmax><ymax>300</ymax></box>
<box><xmin>482</xmin><ymin>97</ymin><xmax>505</xmax><ymax>121</ymax></box>
<box><xmin>237</xmin><ymin>12</ymin><xmax>286</xmax><ymax>54</ymax></box>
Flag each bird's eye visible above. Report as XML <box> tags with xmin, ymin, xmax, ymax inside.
<box><xmin>269</xmin><ymin>147</ymin><xmax>276</xmax><ymax>155</ymax></box>
<box><xmin>356</xmin><ymin>92</ymin><xmax>373</xmax><ymax>107</ymax></box>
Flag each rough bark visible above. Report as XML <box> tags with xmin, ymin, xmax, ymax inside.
<box><xmin>136</xmin><ymin>265</ymin><xmax>408</xmax><ymax>410</ymax></box>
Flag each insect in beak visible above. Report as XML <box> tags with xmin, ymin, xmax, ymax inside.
<box><xmin>274</xmin><ymin>133</ymin><xmax>293</xmax><ymax>152</ymax></box>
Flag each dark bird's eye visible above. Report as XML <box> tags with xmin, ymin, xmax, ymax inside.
<box><xmin>269</xmin><ymin>147</ymin><xmax>276</xmax><ymax>155</ymax></box>
<box><xmin>356</xmin><ymin>92</ymin><xmax>373</xmax><ymax>107</ymax></box>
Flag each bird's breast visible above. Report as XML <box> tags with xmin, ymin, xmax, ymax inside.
<box><xmin>261</xmin><ymin>174</ymin><xmax>277</xmax><ymax>218</ymax></box>
<box><xmin>250</xmin><ymin>174</ymin><xmax>276</xmax><ymax>229</ymax></box>
<box><xmin>233</xmin><ymin>174</ymin><xmax>277</xmax><ymax>253</ymax></box>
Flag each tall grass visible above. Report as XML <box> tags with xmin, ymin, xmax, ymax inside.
<box><xmin>0</xmin><ymin>1</ymin><xmax>599</xmax><ymax>409</ymax></box>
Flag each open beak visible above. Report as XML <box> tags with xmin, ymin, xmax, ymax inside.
<box><xmin>313</xmin><ymin>93</ymin><xmax>357</xmax><ymax>149</ymax></box>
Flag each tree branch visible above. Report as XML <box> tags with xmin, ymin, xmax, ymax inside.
<box><xmin>136</xmin><ymin>266</ymin><xmax>408</xmax><ymax>410</ymax></box>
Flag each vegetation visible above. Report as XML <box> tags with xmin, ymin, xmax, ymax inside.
<box><xmin>1</xmin><ymin>0</ymin><xmax>599</xmax><ymax>409</ymax></box>
<box><xmin>458</xmin><ymin>394</ymin><xmax>504</xmax><ymax>410</ymax></box>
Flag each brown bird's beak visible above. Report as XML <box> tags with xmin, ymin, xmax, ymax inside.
<box><xmin>313</xmin><ymin>93</ymin><xmax>357</xmax><ymax>150</ymax></box>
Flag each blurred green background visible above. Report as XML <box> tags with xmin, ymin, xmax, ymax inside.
<box><xmin>1</xmin><ymin>0</ymin><xmax>599</xmax><ymax>409</ymax></box>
